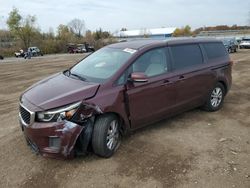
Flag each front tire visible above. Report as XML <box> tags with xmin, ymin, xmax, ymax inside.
<box><xmin>202</xmin><ymin>83</ymin><xmax>225</xmax><ymax>112</ymax></box>
<box><xmin>92</xmin><ymin>114</ymin><xmax>121</xmax><ymax>158</ymax></box>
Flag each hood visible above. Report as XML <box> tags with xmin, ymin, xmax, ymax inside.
<box><xmin>23</xmin><ymin>73</ymin><xmax>100</xmax><ymax>110</ymax></box>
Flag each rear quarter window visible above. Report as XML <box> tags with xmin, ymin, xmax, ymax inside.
<box><xmin>203</xmin><ymin>42</ymin><xmax>227</xmax><ymax>60</ymax></box>
<box><xmin>170</xmin><ymin>44</ymin><xmax>203</xmax><ymax>70</ymax></box>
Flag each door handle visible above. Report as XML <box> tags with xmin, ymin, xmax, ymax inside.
<box><xmin>161</xmin><ymin>80</ymin><xmax>173</xmax><ymax>86</ymax></box>
<box><xmin>179</xmin><ymin>75</ymin><xmax>185</xmax><ymax>80</ymax></box>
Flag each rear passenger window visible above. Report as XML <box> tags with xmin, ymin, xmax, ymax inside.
<box><xmin>170</xmin><ymin>44</ymin><xmax>203</xmax><ymax>70</ymax></box>
<box><xmin>203</xmin><ymin>42</ymin><xmax>227</xmax><ymax>59</ymax></box>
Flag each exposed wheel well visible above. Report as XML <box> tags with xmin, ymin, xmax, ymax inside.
<box><xmin>98</xmin><ymin>112</ymin><xmax>127</xmax><ymax>135</ymax></box>
<box><xmin>218</xmin><ymin>81</ymin><xmax>227</xmax><ymax>94</ymax></box>
<box><xmin>74</xmin><ymin>112</ymin><xmax>127</xmax><ymax>156</ymax></box>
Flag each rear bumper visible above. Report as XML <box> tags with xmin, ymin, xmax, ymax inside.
<box><xmin>20</xmin><ymin>119</ymin><xmax>85</xmax><ymax>159</ymax></box>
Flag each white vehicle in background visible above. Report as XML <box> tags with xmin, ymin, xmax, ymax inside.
<box><xmin>15</xmin><ymin>47</ymin><xmax>43</xmax><ymax>58</ymax></box>
<box><xmin>15</xmin><ymin>49</ymin><xmax>25</xmax><ymax>58</ymax></box>
<box><xmin>239</xmin><ymin>38</ymin><xmax>250</xmax><ymax>49</ymax></box>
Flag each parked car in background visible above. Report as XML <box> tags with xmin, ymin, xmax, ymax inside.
<box><xmin>15</xmin><ymin>47</ymin><xmax>43</xmax><ymax>58</ymax></box>
<box><xmin>75</xmin><ymin>46</ymin><xmax>87</xmax><ymax>53</ymax></box>
<box><xmin>84</xmin><ymin>43</ymin><xmax>95</xmax><ymax>52</ymax></box>
<box><xmin>239</xmin><ymin>38</ymin><xmax>250</xmax><ymax>49</ymax></box>
<box><xmin>0</xmin><ymin>55</ymin><xmax>4</xmax><ymax>60</ymax></box>
<box><xmin>222</xmin><ymin>38</ymin><xmax>238</xmax><ymax>53</ymax></box>
<box><xmin>28</xmin><ymin>47</ymin><xmax>43</xmax><ymax>56</ymax></box>
<box><xmin>67</xmin><ymin>43</ymin><xmax>95</xmax><ymax>54</ymax></box>
<box><xmin>19</xmin><ymin>38</ymin><xmax>232</xmax><ymax>159</ymax></box>
<box><xmin>67</xmin><ymin>44</ymin><xmax>76</xmax><ymax>53</ymax></box>
<box><xmin>15</xmin><ymin>49</ymin><xmax>25</xmax><ymax>58</ymax></box>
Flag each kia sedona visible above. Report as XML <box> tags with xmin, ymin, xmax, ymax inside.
<box><xmin>19</xmin><ymin>38</ymin><xmax>232</xmax><ymax>159</ymax></box>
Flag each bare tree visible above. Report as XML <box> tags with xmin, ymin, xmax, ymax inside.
<box><xmin>68</xmin><ymin>18</ymin><xmax>85</xmax><ymax>37</ymax></box>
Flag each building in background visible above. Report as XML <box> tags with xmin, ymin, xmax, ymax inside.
<box><xmin>115</xmin><ymin>27</ymin><xmax>176</xmax><ymax>40</ymax></box>
<box><xmin>197</xmin><ymin>30</ymin><xmax>250</xmax><ymax>40</ymax></box>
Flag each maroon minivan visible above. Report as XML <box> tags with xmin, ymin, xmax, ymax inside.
<box><xmin>19</xmin><ymin>38</ymin><xmax>232</xmax><ymax>159</ymax></box>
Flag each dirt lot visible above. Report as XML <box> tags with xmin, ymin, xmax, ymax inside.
<box><xmin>0</xmin><ymin>51</ymin><xmax>249</xmax><ymax>188</ymax></box>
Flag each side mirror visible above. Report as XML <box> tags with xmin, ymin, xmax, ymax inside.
<box><xmin>129</xmin><ymin>72</ymin><xmax>148</xmax><ymax>83</ymax></box>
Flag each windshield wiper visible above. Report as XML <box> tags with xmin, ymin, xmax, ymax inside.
<box><xmin>70</xmin><ymin>72</ymin><xmax>87</xmax><ymax>81</ymax></box>
<box><xmin>64</xmin><ymin>69</ymin><xmax>87</xmax><ymax>81</ymax></box>
<box><xmin>71</xmin><ymin>74</ymin><xmax>86</xmax><ymax>81</ymax></box>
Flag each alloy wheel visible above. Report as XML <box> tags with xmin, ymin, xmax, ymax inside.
<box><xmin>210</xmin><ymin>87</ymin><xmax>223</xmax><ymax>108</ymax></box>
<box><xmin>106</xmin><ymin>120</ymin><xmax>119</xmax><ymax>150</ymax></box>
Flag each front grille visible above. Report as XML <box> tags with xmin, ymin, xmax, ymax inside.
<box><xmin>20</xmin><ymin>105</ymin><xmax>31</xmax><ymax>125</ymax></box>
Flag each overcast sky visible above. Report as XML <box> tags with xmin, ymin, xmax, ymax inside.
<box><xmin>0</xmin><ymin>0</ymin><xmax>249</xmax><ymax>33</ymax></box>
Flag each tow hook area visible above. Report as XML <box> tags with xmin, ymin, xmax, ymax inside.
<box><xmin>25</xmin><ymin>136</ymin><xmax>39</xmax><ymax>155</ymax></box>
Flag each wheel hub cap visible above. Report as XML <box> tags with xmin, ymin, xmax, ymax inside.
<box><xmin>210</xmin><ymin>87</ymin><xmax>223</xmax><ymax>108</ymax></box>
<box><xmin>107</xmin><ymin>120</ymin><xmax>119</xmax><ymax>150</ymax></box>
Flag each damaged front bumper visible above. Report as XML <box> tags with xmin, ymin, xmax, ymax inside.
<box><xmin>18</xmin><ymin>98</ymin><xmax>103</xmax><ymax>159</ymax></box>
<box><xmin>20</xmin><ymin>119</ymin><xmax>91</xmax><ymax>159</ymax></box>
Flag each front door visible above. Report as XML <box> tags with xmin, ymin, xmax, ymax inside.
<box><xmin>126</xmin><ymin>47</ymin><xmax>176</xmax><ymax>129</ymax></box>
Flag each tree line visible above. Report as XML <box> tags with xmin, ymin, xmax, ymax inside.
<box><xmin>0</xmin><ymin>8</ymin><xmax>115</xmax><ymax>56</ymax></box>
<box><xmin>173</xmin><ymin>25</ymin><xmax>250</xmax><ymax>37</ymax></box>
<box><xmin>2</xmin><ymin>8</ymin><xmax>250</xmax><ymax>56</ymax></box>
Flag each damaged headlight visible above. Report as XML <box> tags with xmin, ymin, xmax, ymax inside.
<box><xmin>36</xmin><ymin>101</ymin><xmax>81</xmax><ymax>122</ymax></box>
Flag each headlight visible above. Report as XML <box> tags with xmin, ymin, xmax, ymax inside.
<box><xmin>36</xmin><ymin>101</ymin><xmax>81</xmax><ymax>122</ymax></box>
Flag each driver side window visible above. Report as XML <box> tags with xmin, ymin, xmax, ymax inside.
<box><xmin>115</xmin><ymin>47</ymin><xmax>168</xmax><ymax>86</ymax></box>
<box><xmin>132</xmin><ymin>48</ymin><xmax>168</xmax><ymax>77</ymax></box>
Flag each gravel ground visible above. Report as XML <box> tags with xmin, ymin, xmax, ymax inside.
<box><xmin>0</xmin><ymin>51</ymin><xmax>249</xmax><ymax>188</ymax></box>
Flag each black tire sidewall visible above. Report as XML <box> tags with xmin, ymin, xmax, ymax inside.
<box><xmin>92</xmin><ymin>114</ymin><xmax>121</xmax><ymax>158</ymax></box>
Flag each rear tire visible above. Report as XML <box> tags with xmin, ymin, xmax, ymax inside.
<box><xmin>202</xmin><ymin>83</ymin><xmax>225</xmax><ymax>112</ymax></box>
<box><xmin>92</xmin><ymin>114</ymin><xmax>121</xmax><ymax>158</ymax></box>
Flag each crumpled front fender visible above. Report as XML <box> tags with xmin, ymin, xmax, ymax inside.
<box><xmin>54</xmin><ymin>121</ymin><xmax>85</xmax><ymax>158</ymax></box>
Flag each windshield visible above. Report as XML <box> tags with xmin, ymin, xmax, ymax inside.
<box><xmin>70</xmin><ymin>47</ymin><xmax>133</xmax><ymax>83</ymax></box>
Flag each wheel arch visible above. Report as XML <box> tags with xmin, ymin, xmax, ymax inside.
<box><xmin>217</xmin><ymin>80</ymin><xmax>227</xmax><ymax>94</ymax></box>
<box><xmin>97</xmin><ymin>112</ymin><xmax>128</xmax><ymax>135</ymax></box>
